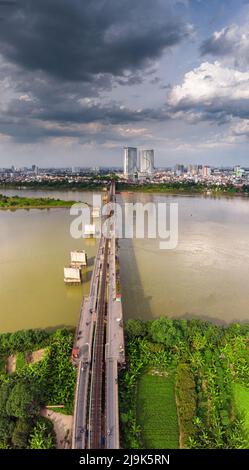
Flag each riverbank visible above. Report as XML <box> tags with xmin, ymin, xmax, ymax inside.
<box><xmin>0</xmin><ymin>182</ymin><xmax>104</xmax><ymax>192</ymax></box>
<box><xmin>1</xmin><ymin>181</ymin><xmax>248</xmax><ymax>198</ymax></box>
<box><xmin>0</xmin><ymin>194</ymin><xmax>78</xmax><ymax>209</ymax></box>
<box><xmin>116</xmin><ymin>183</ymin><xmax>249</xmax><ymax>198</ymax></box>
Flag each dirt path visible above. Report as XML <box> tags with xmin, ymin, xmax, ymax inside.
<box><xmin>6</xmin><ymin>355</ymin><xmax>16</xmax><ymax>374</ymax></box>
<box><xmin>26</xmin><ymin>348</ymin><xmax>45</xmax><ymax>364</ymax></box>
<box><xmin>41</xmin><ymin>408</ymin><xmax>72</xmax><ymax>449</ymax></box>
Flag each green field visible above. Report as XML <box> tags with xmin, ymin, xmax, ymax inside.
<box><xmin>234</xmin><ymin>383</ymin><xmax>249</xmax><ymax>446</ymax></box>
<box><xmin>137</xmin><ymin>370</ymin><xmax>179</xmax><ymax>449</ymax></box>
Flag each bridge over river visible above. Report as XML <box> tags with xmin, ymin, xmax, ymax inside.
<box><xmin>72</xmin><ymin>182</ymin><xmax>125</xmax><ymax>449</ymax></box>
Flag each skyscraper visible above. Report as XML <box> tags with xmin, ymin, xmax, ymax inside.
<box><xmin>234</xmin><ymin>165</ymin><xmax>242</xmax><ymax>178</ymax></box>
<box><xmin>139</xmin><ymin>149</ymin><xmax>154</xmax><ymax>175</ymax></box>
<box><xmin>187</xmin><ymin>164</ymin><xmax>198</xmax><ymax>176</ymax></box>
<box><xmin>175</xmin><ymin>164</ymin><xmax>185</xmax><ymax>176</ymax></box>
<box><xmin>123</xmin><ymin>147</ymin><xmax>137</xmax><ymax>177</ymax></box>
<box><xmin>202</xmin><ymin>166</ymin><xmax>211</xmax><ymax>178</ymax></box>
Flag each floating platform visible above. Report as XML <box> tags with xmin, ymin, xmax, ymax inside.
<box><xmin>70</xmin><ymin>250</ymin><xmax>87</xmax><ymax>267</ymax></box>
<box><xmin>84</xmin><ymin>224</ymin><xmax>96</xmax><ymax>237</ymax></box>
<box><xmin>64</xmin><ymin>266</ymin><xmax>82</xmax><ymax>284</ymax></box>
<box><xmin>92</xmin><ymin>207</ymin><xmax>101</xmax><ymax>218</ymax></box>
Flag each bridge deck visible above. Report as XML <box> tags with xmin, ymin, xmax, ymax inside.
<box><xmin>72</xmin><ymin>182</ymin><xmax>125</xmax><ymax>450</ymax></box>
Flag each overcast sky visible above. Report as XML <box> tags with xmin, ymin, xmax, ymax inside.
<box><xmin>0</xmin><ymin>0</ymin><xmax>249</xmax><ymax>168</ymax></box>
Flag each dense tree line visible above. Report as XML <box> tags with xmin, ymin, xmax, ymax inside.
<box><xmin>1</xmin><ymin>179</ymin><xmax>249</xmax><ymax>196</ymax></box>
<box><xmin>0</xmin><ymin>328</ymin><xmax>76</xmax><ymax>449</ymax></box>
<box><xmin>116</xmin><ymin>182</ymin><xmax>249</xmax><ymax>195</ymax></box>
<box><xmin>0</xmin><ymin>329</ymin><xmax>51</xmax><ymax>356</ymax></box>
<box><xmin>120</xmin><ymin>318</ymin><xmax>249</xmax><ymax>449</ymax></box>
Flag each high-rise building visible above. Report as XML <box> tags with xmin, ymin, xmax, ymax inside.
<box><xmin>187</xmin><ymin>164</ymin><xmax>198</xmax><ymax>176</ymax></box>
<box><xmin>123</xmin><ymin>147</ymin><xmax>137</xmax><ymax>177</ymax></box>
<box><xmin>139</xmin><ymin>149</ymin><xmax>154</xmax><ymax>175</ymax></box>
<box><xmin>202</xmin><ymin>165</ymin><xmax>211</xmax><ymax>178</ymax></box>
<box><xmin>234</xmin><ymin>165</ymin><xmax>242</xmax><ymax>178</ymax></box>
<box><xmin>32</xmin><ymin>164</ymin><xmax>39</xmax><ymax>175</ymax></box>
<box><xmin>175</xmin><ymin>164</ymin><xmax>185</xmax><ymax>176</ymax></box>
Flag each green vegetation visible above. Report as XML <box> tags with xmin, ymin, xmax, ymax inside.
<box><xmin>234</xmin><ymin>383</ymin><xmax>249</xmax><ymax>446</ymax></box>
<box><xmin>15</xmin><ymin>353</ymin><xmax>26</xmax><ymax>371</ymax></box>
<box><xmin>116</xmin><ymin>181</ymin><xmax>249</xmax><ymax>196</ymax></box>
<box><xmin>1</xmin><ymin>178</ymin><xmax>249</xmax><ymax>196</ymax></box>
<box><xmin>175</xmin><ymin>363</ymin><xmax>196</xmax><ymax>447</ymax></box>
<box><xmin>120</xmin><ymin>318</ymin><xmax>249</xmax><ymax>449</ymax></box>
<box><xmin>0</xmin><ymin>179</ymin><xmax>106</xmax><ymax>191</ymax></box>
<box><xmin>0</xmin><ymin>357</ymin><xmax>6</xmax><ymax>374</ymax></box>
<box><xmin>116</xmin><ymin>256</ymin><xmax>121</xmax><ymax>295</ymax></box>
<box><xmin>29</xmin><ymin>418</ymin><xmax>55</xmax><ymax>449</ymax></box>
<box><xmin>12</xmin><ymin>418</ymin><xmax>32</xmax><ymax>448</ymax></box>
<box><xmin>137</xmin><ymin>370</ymin><xmax>178</xmax><ymax>449</ymax></box>
<box><xmin>0</xmin><ymin>329</ymin><xmax>51</xmax><ymax>356</ymax></box>
<box><xmin>0</xmin><ymin>328</ymin><xmax>76</xmax><ymax>449</ymax></box>
<box><xmin>0</xmin><ymin>193</ymin><xmax>77</xmax><ymax>209</ymax></box>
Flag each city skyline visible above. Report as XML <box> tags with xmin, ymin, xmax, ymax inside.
<box><xmin>0</xmin><ymin>1</ymin><xmax>249</xmax><ymax>167</ymax></box>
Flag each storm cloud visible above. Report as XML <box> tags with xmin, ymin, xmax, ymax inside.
<box><xmin>0</xmin><ymin>0</ymin><xmax>191</xmax><ymax>144</ymax></box>
<box><xmin>0</xmin><ymin>0</ymin><xmax>191</xmax><ymax>82</ymax></box>
<box><xmin>0</xmin><ymin>0</ymin><xmax>248</xmax><ymax>167</ymax></box>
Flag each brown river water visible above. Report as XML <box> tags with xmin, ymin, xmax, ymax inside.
<box><xmin>0</xmin><ymin>189</ymin><xmax>249</xmax><ymax>332</ymax></box>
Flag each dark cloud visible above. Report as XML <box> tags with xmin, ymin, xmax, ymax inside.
<box><xmin>159</xmin><ymin>83</ymin><xmax>172</xmax><ymax>90</ymax></box>
<box><xmin>0</xmin><ymin>1</ymin><xmax>191</xmax><ymax>147</ymax></box>
<box><xmin>0</xmin><ymin>1</ymin><xmax>17</xmax><ymax>6</ymax></box>
<box><xmin>0</xmin><ymin>83</ymin><xmax>170</xmax><ymax>142</ymax></box>
<box><xmin>0</xmin><ymin>0</ymin><xmax>190</xmax><ymax>82</ymax></box>
<box><xmin>115</xmin><ymin>74</ymin><xmax>144</xmax><ymax>87</ymax></box>
<box><xmin>149</xmin><ymin>76</ymin><xmax>161</xmax><ymax>85</ymax></box>
<box><xmin>36</xmin><ymin>102</ymin><xmax>170</xmax><ymax>126</ymax></box>
<box><xmin>200</xmin><ymin>23</ymin><xmax>249</xmax><ymax>69</ymax></box>
<box><xmin>169</xmin><ymin>98</ymin><xmax>249</xmax><ymax>124</ymax></box>
<box><xmin>200</xmin><ymin>27</ymin><xmax>235</xmax><ymax>57</ymax></box>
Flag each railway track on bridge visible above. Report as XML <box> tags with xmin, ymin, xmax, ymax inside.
<box><xmin>88</xmin><ymin>237</ymin><xmax>109</xmax><ymax>448</ymax></box>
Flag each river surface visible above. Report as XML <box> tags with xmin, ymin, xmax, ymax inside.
<box><xmin>0</xmin><ymin>189</ymin><xmax>249</xmax><ymax>332</ymax></box>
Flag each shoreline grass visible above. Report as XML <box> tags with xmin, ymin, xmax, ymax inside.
<box><xmin>0</xmin><ymin>194</ymin><xmax>78</xmax><ymax>210</ymax></box>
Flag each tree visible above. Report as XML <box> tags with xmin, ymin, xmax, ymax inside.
<box><xmin>6</xmin><ymin>382</ymin><xmax>40</xmax><ymax>418</ymax></box>
<box><xmin>125</xmin><ymin>319</ymin><xmax>147</xmax><ymax>339</ymax></box>
<box><xmin>0</xmin><ymin>416</ymin><xmax>15</xmax><ymax>441</ymax></box>
<box><xmin>12</xmin><ymin>419</ymin><xmax>32</xmax><ymax>449</ymax></box>
<box><xmin>191</xmin><ymin>332</ymin><xmax>207</xmax><ymax>351</ymax></box>
<box><xmin>29</xmin><ymin>419</ymin><xmax>55</xmax><ymax>449</ymax></box>
<box><xmin>0</xmin><ymin>381</ymin><xmax>13</xmax><ymax>417</ymax></box>
<box><xmin>148</xmin><ymin>317</ymin><xmax>178</xmax><ymax>347</ymax></box>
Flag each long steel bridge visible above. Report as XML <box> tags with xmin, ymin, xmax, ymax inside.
<box><xmin>72</xmin><ymin>182</ymin><xmax>125</xmax><ymax>449</ymax></box>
